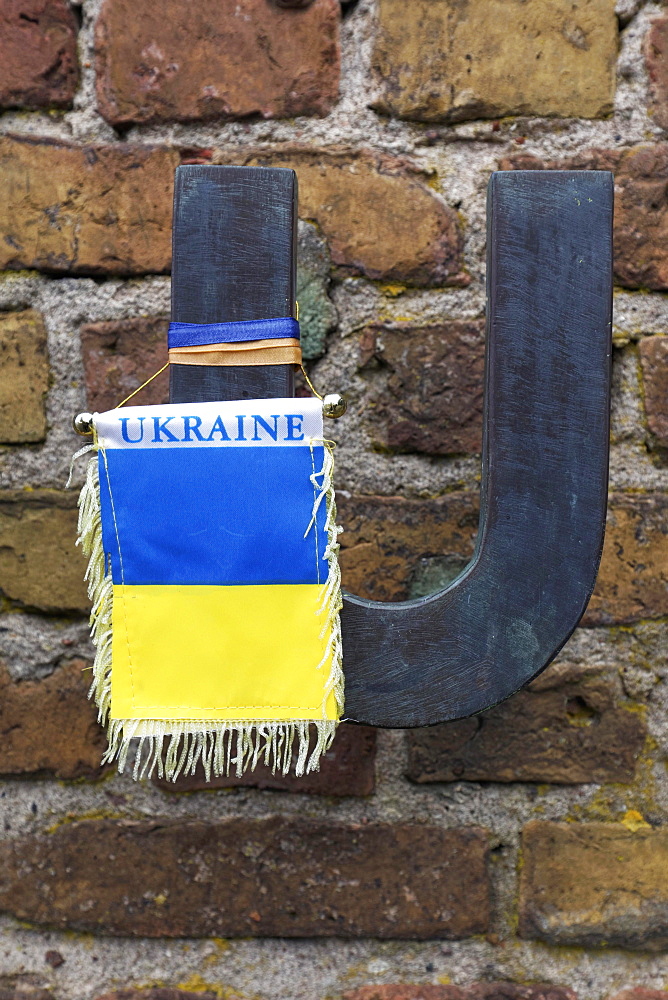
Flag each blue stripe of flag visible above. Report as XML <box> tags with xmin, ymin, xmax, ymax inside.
<box><xmin>98</xmin><ymin>445</ymin><xmax>327</xmax><ymax>587</ymax></box>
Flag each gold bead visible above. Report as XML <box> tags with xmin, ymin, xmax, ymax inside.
<box><xmin>322</xmin><ymin>393</ymin><xmax>347</xmax><ymax>419</ymax></box>
<box><xmin>73</xmin><ymin>412</ymin><xmax>94</xmax><ymax>436</ymax></box>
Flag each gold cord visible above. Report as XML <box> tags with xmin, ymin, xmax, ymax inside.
<box><xmin>300</xmin><ymin>364</ymin><xmax>323</xmax><ymax>401</ymax></box>
<box><xmin>117</xmin><ymin>362</ymin><xmax>169</xmax><ymax>408</ymax></box>
<box><xmin>114</xmin><ymin>359</ymin><xmax>321</xmax><ymax>409</ymax></box>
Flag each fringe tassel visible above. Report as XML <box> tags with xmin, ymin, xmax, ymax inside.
<box><xmin>100</xmin><ymin>718</ymin><xmax>339</xmax><ymax>782</ymax></box>
<box><xmin>307</xmin><ymin>441</ymin><xmax>345</xmax><ymax>722</ymax></box>
<box><xmin>75</xmin><ymin>440</ymin><xmax>344</xmax><ymax>783</ymax></box>
<box><xmin>77</xmin><ymin>456</ymin><xmax>114</xmax><ymax>728</ymax></box>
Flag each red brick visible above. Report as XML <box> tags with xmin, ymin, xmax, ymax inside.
<box><xmin>81</xmin><ymin>317</ymin><xmax>169</xmax><ymax>412</ymax></box>
<box><xmin>214</xmin><ymin>147</ymin><xmax>466</xmax><ymax>287</ymax></box>
<box><xmin>0</xmin><ymin>659</ymin><xmax>105</xmax><ymax>780</ymax></box>
<box><xmin>607</xmin><ymin>992</ymin><xmax>668</xmax><ymax>1000</ymax></box>
<box><xmin>406</xmin><ymin>668</ymin><xmax>645</xmax><ymax>784</ymax></box>
<box><xmin>359</xmin><ymin>321</ymin><xmax>485</xmax><ymax>455</ymax></box>
<box><xmin>153</xmin><ymin>723</ymin><xmax>376</xmax><ymax>796</ymax></box>
<box><xmin>520</xmin><ymin>821</ymin><xmax>668</xmax><ymax>949</ymax></box>
<box><xmin>345</xmin><ymin>987</ymin><xmax>576</xmax><ymax>1000</ymax></box>
<box><xmin>95</xmin><ymin>0</ymin><xmax>340</xmax><ymax>126</ymax></box>
<box><xmin>646</xmin><ymin>16</ymin><xmax>668</xmax><ymax>131</ymax></box>
<box><xmin>0</xmin><ymin>135</ymin><xmax>178</xmax><ymax>275</ymax></box>
<box><xmin>639</xmin><ymin>336</ymin><xmax>668</xmax><ymax>450</ymax></box>
<box><xmin>611</xmin><ymin>146</ymin><xmax>668</xmax><ymax>291</ymax></box>
<box><xmin>0</xmin><ymin>819</ymin><xmax>490</xmax><ymax>938</ymax></box>
<box><xmin>502</xmin><ymin>145</ymin><xmax>668</xmax><ymax>291</ymax></box>
<box><xmin>0</xmin><ymin>0</ymin><xmax>78</xmax><ymax>109</ymax></box>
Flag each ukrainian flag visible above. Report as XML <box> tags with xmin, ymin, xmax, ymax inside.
<box><xmin>78</xmin><ymin>397</ymin><xmax>343</xmax><ymax>780</ymax></box>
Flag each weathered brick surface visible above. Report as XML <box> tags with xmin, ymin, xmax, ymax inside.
<box><xmin>214</xmin><ymin>148</ymin><xmax>466</xmax><ymax>287</ymax></box>
<box><xmin>338</xmin><ymin>491</ymin><xmax>665</xmax><ymax>619</ymax></box>
<box><xmin>0</xmin><ymin>491</ymin><xmax>88</xmax><ymax>612</ymax></box>
<box><xmin>607</xmin><ymin>991</ymin><xmax>668</xmax><ymax>1000</ymax></box>
<box><xmin>0</xmin><ymin>819</ymin><xmax>490</xmax><ymax>938</ymax></box>
<box><xmin>359</xmin><ymin>321</ymin><xmax>486</xmax><ymax>455</ymax></box>
<box><xmin>0</xmin><ymin>309</ymin><xmax>49</xmax><ymax>443</ymax></box>
<box><xmin>0</xmin><ymin>0</ymin><xmax>78</xmax><ymax>109</ymax></box>
<box><xmin>520</xmin><ymin>821</ymin><xmax>668</xmax><ymax>949</ymax></box>
<box><xmin>639</xmin><ymin>336</ymin><xmax>668</xmax><ymax>450</ymax></box>
<box><xmin>154</xmin><ymin>723</ymin><xmax>376</xmax><ymax>796</ymax></box>
<box><xmin>502</xmin><ymin>145</ymin><xmax>668</xmax><ymax>291</ymax></box>
<box><xmin>0</xmin><ymin>658</ymin><xmax>105</xmax><ymax>779</ymax></box>
<box><xmin>345</xmin><ymin>986</ymin><xmax>576</xmax><ymax>1000</ymax></box>
<box><xmin>372</xmin><ymin>0</ymin><xmax>616</xmax><ymax>123</ymax></box>
<box><xmin>582</xmin><ymin>493</ymin><xmax>668</xmax><ymax>625</ymax></box>
<box><xmin>406</xmin><ymin>667</ymin><xmax>645</xmax><ymax>784</ymax></box>
<box><xmin>0</xmin><ymin>976</ymin><xmax>53</xmax><ymax>1000</ymax></box>
<box><xmin>81</xmin><ymin>317</ymin><xmax>169</xmax><ymax>412</ymax></box>
<box><xmin>338</xmin><ymin>493</ymin><xmax>479</xmax><ymax>602</ymax></box>
<box><xmin>646</xmin><ymin>16</ymin><xmax>668</xmax><ymax>131</ymax></box>
<box><xmin>95</xmin><ymin>0</ymin><xmax>339</xmax><ymax>126</ymax></box>
<box><xmin>598</xmin><ymin>145</ymin><xmax>668</xmax><ymax>291</ymax></box>
<box><xmin>0</xmin><ymin>136</ymin><xmax>178</xmax><ymax>275</ymax></box>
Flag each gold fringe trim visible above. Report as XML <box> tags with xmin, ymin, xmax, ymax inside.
<box><xmin>75</xmin><ymin>438</ymin><xmax>344</xmax><ymax>783</ymax></box>
<box><xmin>307</xmin><ymin>440</ymin><xmax>344</xmax><ymax>721</ymax></box>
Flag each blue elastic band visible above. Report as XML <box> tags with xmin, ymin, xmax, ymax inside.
<box><xmin>168</xmin><ymin>317</ymin><xmax>300</xmax><ymax>350</ymax></box>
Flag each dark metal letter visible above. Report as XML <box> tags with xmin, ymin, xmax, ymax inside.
<box><xmin>170</xmin><ymin>166</ymin><xmax>613</xmax><ymax>727</ymax></box>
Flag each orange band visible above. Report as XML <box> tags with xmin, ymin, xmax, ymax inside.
<box><xmin>169</xmin><ymin>338</ymin><xmax>302</xmax><ymax>367</ymax></box>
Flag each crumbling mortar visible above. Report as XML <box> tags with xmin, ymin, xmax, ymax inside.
<box><xmin>3</xmin><ymin>919</ymin><xmax>668</xmax><ymax>1000</ymax></box>
<box><xmin>610</xmin><ymin>343</ymin><xmax>647</xmax><ymax>446</ymax></box>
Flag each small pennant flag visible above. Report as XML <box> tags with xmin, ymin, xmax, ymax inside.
<box><xmin>76</xmin><ymin>397</ymin><xmax>343</xmax><ymax>781</ymax></box>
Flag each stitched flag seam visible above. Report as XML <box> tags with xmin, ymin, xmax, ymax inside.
<box><xmin>310</xmin><ymin>441</ymin><xmax>321</xmax><ymax>586</ymax></box>
<box><xmin>100</xmin><ymin>445</ymin><xmax>138</xmax><ymax>711</ymax></box>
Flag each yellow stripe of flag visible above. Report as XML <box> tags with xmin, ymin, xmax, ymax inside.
<box><xmin>110</xmin><ymin>584</ymin><xmax>337</xmax><ymax>722</ymax></box>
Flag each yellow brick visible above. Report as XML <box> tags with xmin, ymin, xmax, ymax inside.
<box><xmin>372</xmin><ymin>0</ymin><xmax>617</xmax><ymax>123</ymax></box>
<box><xmin>0</xmin><ymin>310</ymin><xmax>49</xmax><ymax>443</ymax></box>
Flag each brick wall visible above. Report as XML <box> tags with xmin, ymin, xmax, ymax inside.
<box><xmin>0</xmin><ymin>0</ymin><xmax>667</xmax><ymax>998</ymax></box>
